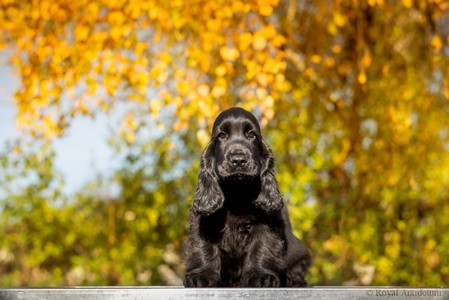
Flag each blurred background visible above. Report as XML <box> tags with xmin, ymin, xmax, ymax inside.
<box><xmin>1</xmin><ymin>0</ymin><xmax>449</xmax><ymax>286</ymax></box>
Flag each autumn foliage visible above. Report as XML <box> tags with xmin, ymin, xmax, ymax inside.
<box><xmin>1</xmin><ymin>0</ymin><xmax>449</xmax><ymax>286</ymax></box>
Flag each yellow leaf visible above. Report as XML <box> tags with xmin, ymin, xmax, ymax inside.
<box><xmin>211</xmin><ymin>86</ymin><xmax>226</xmax><ymax>98</ymax></box>
<box><xmin>258</xmin><ymin>3</ymin><xmax>273</xmax><ymax>16</ymax></box>
<box><xmin>260</xmin><ymin>25</ymin><xmax>277</xmax><ymax>39</ymax></box>
<box><xmin>311</xmin><ymin>54</ymin><xmax>322</xmax><ymax>64</ymax></box>
<box><xmin>272</xmin><ymin>33</ymin><xmax>286</xmax><ymax>47</ymax></box>
<box><xmin>75</xmin><ymin>25</ymin><xmax>90</xmax><ymax>41</ymax></box>
<box><xmin>135</xmin><ymin>42</ymin><xmax>147</xmax><ymax>54</ymax></box>
<box><xmin>160</xmin><ymin>52</ymin><xmax>172</xmax><ymax>65</ymax></box>
<box><xmin>110</xmin><ymin>26</ymin><xmax>123</xmax><ymax>41</ymax></box>
<box><xmin>206</xmin><ymin>19</ymin><xmax>221</xmax><ymax>32</ymax></box>
<box><xmin>200</xmin><ymin>57</ymin><xmax>211</xmax><ymax>72</ymax></box>
<box><xmin>258</xmin><ymin>0</ymin><xmax>278</xmax><ymax>16</ymax></box>
<box><xmin>172</xmin><ymin>96</ymin><xmax>183</xmax><ymax>109</ymax></box>
<box><xmin>215</xmin><ymin>64</ymin><xmax>227</xmax><ymax>77</ymax></box>
<box><xmin>444</xmin><ymin>87</ymin><xmax>449</xmax><ymax>100</ymax></box>
<box><xmin>239</xmin><ymin>32</ymin><xmax>253</xmax><ymax>52</ymax></box>
<box><xmin>177</xmin><ymin>81</ymin><xmax>190</xmax><ymax>96</ymax></box>
<box><xmin>220</xmin><ymin>46</ymin><xmax>240</xmax><ymax>62</ymax></box>
<box><xmin>252</xmin><ymin>33</ymin><xmax>267</xmax><ymax>51</ymax></box>
<box><xmin>122</xmin><ymin>112</ymin><xmax>137</xmax><ymax>130</ymax></box>
<box><xmin>264</xmin><ymin>95</ymin><xmax>274</xmax><ymax>108</ymax></box>
<box><xmin>122</xmin><ymin>130</ymin><xmax>134</xmax><ymax>143</ymax></box>
<box><xmin>431</xmin><ymin>36</ymin><xmax>442</xmax><ymax>51</ymax></box>
<box><xmin>388</xmin><ymin>106</ymin><xmax>397</xmax><ymax>123</ymax></box>
<box><xmin>368</xmin><ymin>0</ymin><xmax>385</xmax><ymax>7</ymax></box>
<box><xmin>305</xmin><ymin>67</ymin><xmax>315</xmax><ymax>78</ymax></box>
<box><xmin>232</xmin><ymin>1</ymin><xmax>245</xmax><ymax>13</ymax></box>
<box><xmin>332</xmin><ymin>45</ymin><xmax>342</xmax><ymax>54</ymax></box>
<box><xmin>256</xmin><ymin>87</ymin><xmax>267</xmax><ymax>99</ymax></box>
<box><xmin>196</xmin><ymin>129</ymin><xmax>209</xmax><ymax>148</ymax></box>
<box><xmin>361</xmin><ymin>51</ymin><xmax>372</xmax><ymax>68</ymax></box>
<box><xmin>401</xmin><ymin>0</ymin><xmax>413</xmax><ymax>8</ymax></box>
<box><xmin>157</xmin><ymin>71</ymin><xmax>169</xmax><ymax>85</ymax></box>
<box><xmin>76</xmin><ymin>100</ymin><xmax>89</xmax><ymax>115</ymax></box>
<box><xmin>263</xmin><ymin>59</ymin><xmax>286</xmax><ymax>74</ymax></box>
<box><xmin>368</xmin><ymin>0</ymin><xmax>384</xmax><ymax>6</ymax></box>
<box><xmin>256</xmin><ymin>73</ymin><xmax>270</xmax><ymax>87</ymax></box>
<box><xmin>425</xmin><ymin>239</ymin><xmax>437</xmax><ymax>251</ymax></box>
<box><xmin>108</xmin><ymin>11</ymin><xmax>126</xmax><ymax>25</ymax></box>
<box><xmin>333</xmin><ymin>139</ymin><xmax>351</xmax><ymax>165</ymax></box>
<box><xmin>263</xmin><ymin>108</ymin><xmax>275</xmax><ymax>120</ymax></box>
<box><xmin>324</xmin><ymin>57</ymin><xmax>336</xmax><ymax>68</ymax></box>
<box><xmin>42</xmin><ymin>116</ymin><xmax>58</xmax><ymax>138</ymax></box>
<box><xmin>150</xmin><ymin>99</ymin><xmax>162</xmax><ymax>117</ymax></box>
<box><xmin>327</xmin><ymin>22</ymin><xmax>338</xmax><ymax>35</ymax></box>
<box><xmin>12</xmin><ymin>146</ymin><xmax>21</xmax><ymax>154</ymax></box>
<box><xmin>333</xmin><ymin>12</ymin><xmax>345</xmax><ymax>27</ymax></box>
<box><xmin>358</xmin><ymin>71</ymin><xmax>367</xmax><ymax>84</ymax></box>
<box><xmin>197</xmin><ymin>84</ymin><xmax>210</xmax><ymax>98</ymax></box>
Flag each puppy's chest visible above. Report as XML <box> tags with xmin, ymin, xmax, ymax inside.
<box><xmin>219</xmin><ymin>215</ymin><xmax>258</xmax><ymax>253</ymax></box>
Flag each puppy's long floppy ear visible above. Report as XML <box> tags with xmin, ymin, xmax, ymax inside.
<box><xmin>253</xmin><ymin>141</ymin><xmax>284</xmax><ymax>214</ymax></box>
<box><xmin>191</xmin><ymin>142</ymin><xmax>225</xmax><ymax>216</ymax></box>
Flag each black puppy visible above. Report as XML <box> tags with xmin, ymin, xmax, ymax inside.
<box><xmin>184</xmin><ymin>107</ymin><xmax>311</xmax><ymax>287</ymax></box>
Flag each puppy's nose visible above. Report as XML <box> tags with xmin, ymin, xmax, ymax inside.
<box><xmin>230</xmin><ymin>153</ymin><xmax>247</xmax><ymax>166</ymax></box>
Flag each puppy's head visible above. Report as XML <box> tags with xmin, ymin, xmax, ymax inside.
<box><xmin>212</xmin><ymin>107</ymin><xmax>262</xmax><ymax>181</ymax></box>
<box><xmin>192</xmin><ymin>107</ymin><xmax>283</xmax><ymax>216</ymax></box>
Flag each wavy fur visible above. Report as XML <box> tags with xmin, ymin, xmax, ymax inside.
<box><xmin>184</xmin><ymin>107</ymin><xmax>311</xmax><ymax>287</ymax></box>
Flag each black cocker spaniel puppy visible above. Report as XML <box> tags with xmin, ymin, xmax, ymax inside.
<box><xmin>184</xmin><ymin>107</ymin><xmax>311</xmax><ymax>288</ymax></box>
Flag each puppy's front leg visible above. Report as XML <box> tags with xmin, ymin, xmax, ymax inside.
<box><xmin>243</xmin><ymin>271</ymin><xmax>281</xmax><ymax>287</ymax></box>
<box><xmin>240</xmin><ymin>233</ymin><xmax>286</xmax><ymax>287</ymax></box>
<box><xmin>184</xmin><ymin>239</ymin><xmax>221</xmax><ymax>287</ymax></box>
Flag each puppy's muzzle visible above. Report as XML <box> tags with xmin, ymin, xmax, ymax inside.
<box><xmin>229</xmin><ymin>151</ymin><xmax>248</xmax><ymax>167</ymax></box>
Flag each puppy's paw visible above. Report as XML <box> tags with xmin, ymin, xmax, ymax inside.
<box><xmin>184</xmin><ymin>273</ymin><xmax>218</xmax><ymax>287</ymax></box>
<box><xmin>244</xmin><ymin>273</ymin><xmax>280</xmax><ymax>287</ymax></box>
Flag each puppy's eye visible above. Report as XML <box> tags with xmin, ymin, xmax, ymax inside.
<box><xmin>246</xmin><ymin>131</ymin><xmax>257</xmax><ymax>140</ymax></box>
<box><xmin>217</xmin><ymin>132</ymin><xmax>228</xmax><ymax>140</ymax></box>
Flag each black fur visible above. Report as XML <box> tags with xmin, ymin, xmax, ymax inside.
<box><xmin>184</xmin><ymin>107</ymin><xmax>311</xmax><ymax>287</ymax></box>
